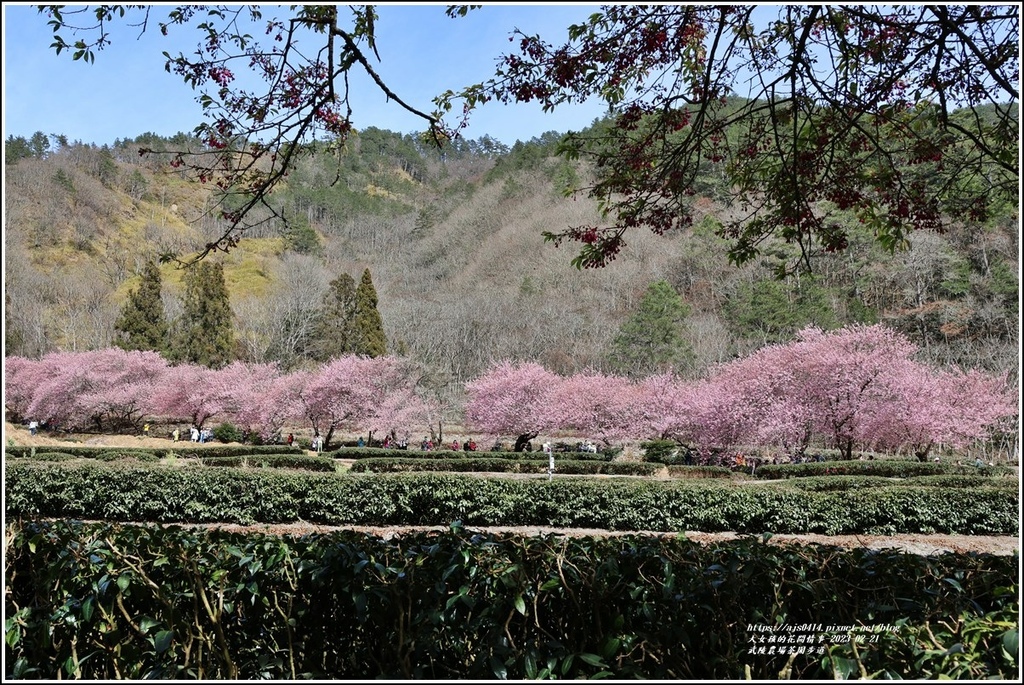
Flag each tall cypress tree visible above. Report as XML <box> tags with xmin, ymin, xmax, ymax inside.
<box><xmin>170</xmin><ymin>261</ymin><xmax>234</xmax><ymax>368</ymax></box>
<box><xmin>352</xmin><ymin>268</ymin><xmax>387</xmax><ymax>357</ymax></box>
<box><xmin>113</xmin><ymin>260</ymin><xmax>169</xmax><ymax>353</ymax></box>
<box><xmin>309</xmin><ymin>273</ymin><xmax>358</xmax><ymax>362</ymax></box>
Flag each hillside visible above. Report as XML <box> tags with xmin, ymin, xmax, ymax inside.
<box><xmin>3</xmin><ymin>127</ymin><xmax>1019</xmax><ymax>408</ymax></box>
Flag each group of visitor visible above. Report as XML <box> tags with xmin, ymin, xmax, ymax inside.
<box><xmin>174</xmin><ymin>425</ymin><xmax>212</xmax><ymax>443</ymax></box>
<box><xmin>418</xmin><ymin>437</ymin><xmax>479</xmax><ymax>451</ymax></box>
<box><xmin>732</xmin><ymin>453</ymin><xmax>762</xmax><ymax>473</ymax></box>
<box><xmin>382</xmin><ymin>435</ymin><xmax>409</xmax><ymax>449</ymax></box>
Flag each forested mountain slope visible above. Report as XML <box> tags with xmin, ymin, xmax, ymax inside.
<box><xmin>4</xmin><ymin>125</ymin><xmax>1018</xmax><ymax>407</ymax></box>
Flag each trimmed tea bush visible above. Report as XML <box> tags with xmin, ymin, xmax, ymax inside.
<box><xmin>199</xmin><ymin>454</ymin><xmax>337</xmax><ymax>473</ymax></box>
<box><xmin>5</xmin><ymin>461</ymin><xmax>1017</xmax><ymax>535</ymax></box>
<box><xmin>348</xmin><ymin>458</ymin><xmax>657</xmax><ymax>476</ymax></box>
<box><xmin>754</xmin><ymin>459</ymin><xmax>1017</xmax><ymax>480</ymax></box>
<box><xmin>4</xmin><ymin>444</ymin><xmax>304</xmax><ymax>460</ymax></box>
<box><xmin>666</xmin><ymin>465</ymin><xmax>733</xmax><ymax>479</ymax></box>
<box><xmin>5</xmin><ymin>520</ymin><xmax>1017</xmax><ymax>680</ymax></box>
<box><xmin>97</xmin><ymin>449</ymin><xmax>160</xmax><ymax>463</ymax></box>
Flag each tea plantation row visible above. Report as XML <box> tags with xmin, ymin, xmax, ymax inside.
<box><xmin>4</xmin><ymin>461</ymin><xmax>1017</xmax><ymax>535</ymax></box>
<box><xmin>5</xmin><ymin>520</ymin><xmax>1018</xmax><ymax>680</ymax></box>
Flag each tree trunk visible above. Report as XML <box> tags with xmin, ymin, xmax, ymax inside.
<box><xmin>514</xmin><ymin>432</ymin><xmax>539</xmax><ymax>452</ymax></box>
<box><xmin>915</xmin><ymin>441</ymin><xmax>934</xmax><ymax>461</ymax></box>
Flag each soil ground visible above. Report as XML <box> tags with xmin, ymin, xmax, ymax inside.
<box><xmin>5</xmin><ymin>423</ymin><xmax>1020</xmax><ymax>557</ymax></box>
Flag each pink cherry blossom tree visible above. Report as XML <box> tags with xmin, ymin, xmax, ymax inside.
<box><xmin>22</xmin><ymin>349</ymin><xmax>167</xmax><ymax>432</ymax></box>
<box><xmin>20</xmin><ymin>351</ymin><xmax>102</xmax><ymax>430</ymax></box>
<box><xmin>362</xmin><ymin>358</ymin><xmax>434</xmax><ymax>443</ymax></box>
<box><xmin>293</xmin><ymin>355</ymin><xmax>427</xmax><ymax>449</ymax></box>
<box><xmin>4</xmin><ymin>356</ymin><xmax>43</xmax><ymax>423</ymax></box>
<box><xmin>77</xmin><ymin>350</ymin><xmax>169</xmax><ymax>431</ymax></box>
<box><xmin>465</xmin><ymin>361</ymin><xmax>562</xmax><ymax>451</ymax></box>
<box><xmin>549</xmin><ymin>372</ymin><xmax>641</xmax><ymax>445</ymax></box>
<box><xmin>869</xmin><ymin>366</ymin><xmax>1017</xmax><ymax>460</ymax></box>
<box><xmin>152</xmin><ymin>363</ymin><xmax>223</xmax><ymax>429</ymax></box>
<box><xmin>211</xmin><ymin>362</ymin><xmax>292</xmax><ymax>442</ymax></box>
<box><xmin>684</xmin><ymin>376</ymin><xmax>764</xmax><ymax>462</ymax></box>
<box><xmin>292</xmin><ymin>359</ymin><xmax>375</xmax><ymax>450</ymax></box>
<box><xmin>697</xmin><ymin>323</ymin><xmax>1017</xmax><ymax>460</ymax></box>
<box><xmin>700</xmin><ymin>324</ymin><xmax>917</xmax><ymax>459</ymax></box>
<box><xmin>787</xmin><ymin>325</ymin><xmax>918</xmax><ymax>459</ymax></box>
<box><xmin>632</xmin><ymin>373</ymin><xmax>701</xmax><ymax>442</ymax></box>
<box><xmin>703</xmin><ymin>343</ymin><xmax>816</xmax><ymax>457</ymax></box>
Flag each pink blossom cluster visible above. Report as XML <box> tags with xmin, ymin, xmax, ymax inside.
<box><xmin>4</xmin><ymin>325</ymin><xmax>1015</xmax><ymax>458</ymax></box>
<box><xmin>5</xmin><ymin>351</ymin><xmax>430</xmax><ymax>445</ymax></box>
<box><xmin>464</xmin><ymin>325</ymin><xmax>1017</xmax><ymax>458</ymax></box>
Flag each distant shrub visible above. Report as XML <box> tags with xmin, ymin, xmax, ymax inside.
<box><xmin>641</xmin><ymin>440</ymin><xmax>692</xmax><ymax>465</ymax></box>
<box><xmin>243</xmin><ymin>430</ymin><xmax>272</xmax><ymax>446</ymax></box>
<box><xmin>599</xmin><ymin>446</ymin><xmax>624</xmax><ymax>461</ymax></box>
<box><xmin>331</xmin><ymin>447</ymin><xmax>526</xmax><ymax>460</ymax></box>
<box><xmin>160</xmin><ymin>445</ymin><xmax>303</xmax><ymax>459</ymax></box>
<box><xmin>212</xmin><ymin>422</ymin><xmax>243</xmax><ymax>444</ymax></box>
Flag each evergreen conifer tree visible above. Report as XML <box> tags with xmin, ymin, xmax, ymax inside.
<box><xmin>309</xmin><ymin>273</ymin><xmax>358</xmax><ymax>362</ymax></box>
<box><xmin>113</xmin><ymin>261</ymin><xmax>169</xmax><ymax>353</ymax></box>
<box><xmin>609</xmin><ymin>280</ymin><xmax>693</xmax><ymax>378</ymax></box>
<box><xmin>169</xmin><ymin>261</ymin><xmax>234</xmax><ymax>368</ymax></box>
<box><xmin>352</xmin><ymin>268</ymin><xmax>387</xmax><ymax>357</ymax></box>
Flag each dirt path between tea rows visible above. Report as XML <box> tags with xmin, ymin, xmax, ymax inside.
<box><xmin>191</xmin><ymin>522</ymin><xmax>1020</xmax><ymax>557</ymax></box>
<box><xmin>5</xmin><ymin>424</ymin><xmax>1019</xmax><ymax>557</ymax></box>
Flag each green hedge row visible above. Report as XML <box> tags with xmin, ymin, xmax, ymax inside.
<box><xmin>330</xmin><ymin>447</ymin><xmax>614</xmax><ymax>462</ymax></box>
<box><xmin>6</xmin><ymin>450</ymin><xmax>163</xmax><ymax>463</ymax></box>
<box><xmin>5</xmin><ymin>520</ymin><xmax>1017</xmax><ymax>680</ymax></box>
<box><xmin>666</xmin><ymin>465</ymin><xmax>734</xmax><ymax>479</ymax></box>
<box><xmin>347</xmin><ymin>458</ymin><xmax>657</xmax><ymax>476</ymax></box>
<box><xmin>754</xmin><ymin>459</ymin><xmax>1017</xmax><ymax>480</ymax></box>
<box><xmin>199</xmin><ymin>454</ymin><xmax>338</xmax><ymax>473</ymax></box>
<box><xmin>5</xmin><ymin>462</ymin><xmax>1017</xmax><ymax>535</ymax></box>
<box><xmin>7</xmin><ymin>451</ymin><xmax>83</xmax><ymax>462</ymax></box>
<box><xmin>4</xmin><ymin>444</ymin><xmax>304</xmax><ymax>459</ymax></box>
<box><xmin>773</xmin><ymin>474</ymin><xmax>1021</xmax><ymax>492</ymax></box>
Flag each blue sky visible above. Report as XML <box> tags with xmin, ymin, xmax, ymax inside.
<box><xmin>3</xmin><ymin>3</ymin><xmax>612</xmax><ymax>148</ymax></box>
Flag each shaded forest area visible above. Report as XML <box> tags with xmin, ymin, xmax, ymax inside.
<box><xmin>4</xmin><ymin>120</ymin><xmax>1019</xmax><ymax>419</ymax></box>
